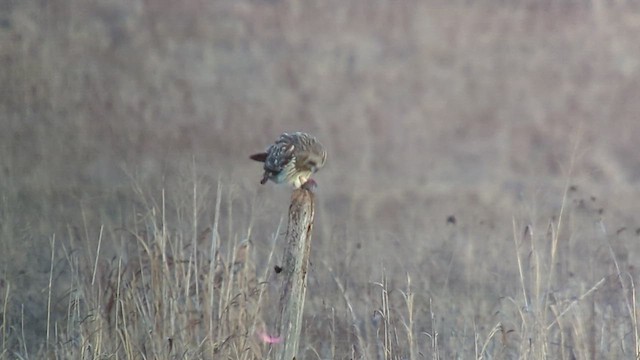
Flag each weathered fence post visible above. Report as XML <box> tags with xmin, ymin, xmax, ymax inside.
<box><xmin>277</xmin><ymin>187</ymin><xmax>315</xmax><ymax>360</ymax></box>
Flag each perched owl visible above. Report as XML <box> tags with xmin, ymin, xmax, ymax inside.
<box><xmin>250</xmin><ymin>132</ymin><xmax>327</xmax><ymax>189</ymax></box>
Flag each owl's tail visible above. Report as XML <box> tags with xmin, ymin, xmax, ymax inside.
<box><xmin>250</xmin><ymin>153</ymin><xmax>268</xmax><ymax>162</ymax></box>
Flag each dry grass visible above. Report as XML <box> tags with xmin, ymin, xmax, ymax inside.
<box><xmin>2</xmin><ymin>0</ymin><xmax>640</xmax><ymax>358</ymax></box>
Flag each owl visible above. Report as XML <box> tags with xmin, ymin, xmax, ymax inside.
<box><xmin>250</xmin><ymin>132</ymin><xmax>327</xmax><ymax>189</ymax></box>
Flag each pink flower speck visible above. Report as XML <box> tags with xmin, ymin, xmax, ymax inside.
<box><xmin>257</xmin><ymin>331</ymin><xmax>282</xmax><ymax>344</ymax></box>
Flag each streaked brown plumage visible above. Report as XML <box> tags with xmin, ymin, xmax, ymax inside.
<box><xmin>250</xmin><ymin>132</ymin><xmax>327</xmax><ymax>189</ymax></box>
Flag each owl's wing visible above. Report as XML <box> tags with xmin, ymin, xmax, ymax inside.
<box><xmin>264</xmin><ymin>142</ymin><xmax>295</xmax><ymax>172</ymax></box>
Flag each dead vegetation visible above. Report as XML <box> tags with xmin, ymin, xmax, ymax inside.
<box><xmin>1</xmin><ymin>0</ymin><xmax>640</xmax><ymax>358</ymax></box>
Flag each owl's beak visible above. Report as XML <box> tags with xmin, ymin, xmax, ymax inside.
<box><xmin>306</xmin><ymin>161</ymin><xmax>319</xmax><ymax>173</ymax></box>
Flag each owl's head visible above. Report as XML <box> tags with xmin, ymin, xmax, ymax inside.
<box><xmin>307</xmin><ymin>146</ymin><xmax>327</xmax><ymax>173</ymax></box>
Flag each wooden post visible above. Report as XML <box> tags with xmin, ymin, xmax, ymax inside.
<box><xmin>277</xmin><ymin>188</ymin><xmax>315</xmax><ymax>360</ymax></box>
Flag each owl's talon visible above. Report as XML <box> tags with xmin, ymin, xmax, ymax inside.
<box><xmin>301</xmin><ymin>178</ymin><xmax>317</xmax><ymax>191</ymax></box>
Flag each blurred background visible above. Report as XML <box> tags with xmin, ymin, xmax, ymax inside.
<box><xmin>2</xmin><ymin>0</ymin><xmax>640</xmax><ymax>357</ymax></box>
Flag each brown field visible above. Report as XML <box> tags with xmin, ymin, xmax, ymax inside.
<box><xmin>2</xmin><ymin>0</ymin><xmax>640</xmax><ymax>358</ymax></box>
